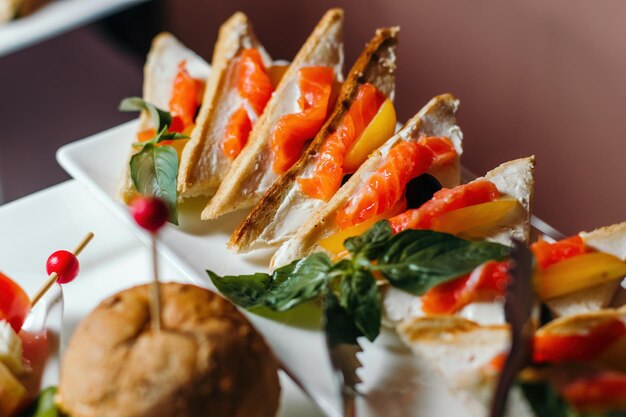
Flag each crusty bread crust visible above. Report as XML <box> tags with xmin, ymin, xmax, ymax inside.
<box><xmin>480</xmin><ymin>155</ymin><xmax>535</xmax><ymax>245</ymax></box>
<box><xmin>178</xmin><ymin>12</ymin><xmax>271</xmax><ymax>199</ymax></box>
<box><xmin>117</xmin><ymin>33</ymin><xmax>210</xmax><ymax>204</ymax></box>
<box><xmin>547</xmin><ymin>221</ymin><xmax>626</xmax><ymax>317</ymax></box>
<box><xmin>228</xmin><ymin>27</ymin><xmax>399</xmax><ymax>254</ymax></box>
<box><xmin>537</xmin><ymin>307</ymin><xmax>626</xmax><ymax>336</ymax></box>
<box><xmin>201</xmin><ymin>9</ymin><xmax>345</xmax><ymax>220</ymax></box>
<box><xmin>270</xmin><ymin>93</ymin><xmax>462</xmax><ymax>269</ymax></box>
<box><xmin>581</xmin><ymin>221</ymin><xmax>626</xmax><ymax>261</ymax></box>
<box><xmin>397</xmin><ymin>316</ymin><xmax>509</xmax><ymax>381</ymax></box>
<box><xmin>58</xmin><ymin>283</ymin><xmax>280</xmax><ymax>417</ymax></box>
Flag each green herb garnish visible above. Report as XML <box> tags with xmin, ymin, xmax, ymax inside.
<box><xmin>119</xmin><ymin>97</ymin><xmax>172</xmax><ymax>132</ymax></box>
<box><xmin>120</xmin><ymin>98</ymin><xmax>188</xmax><ymax>225</ymax></box>
<box><xmin>208</xmin><ymin>220</ymin><xmax>509</xmax><ymax>344</ymax></box>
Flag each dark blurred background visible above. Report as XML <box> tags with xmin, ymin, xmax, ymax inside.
<box><xmin>0</xmin><ymin>0</ymin><xmax>624</xmax><ymax>235</ymax></box>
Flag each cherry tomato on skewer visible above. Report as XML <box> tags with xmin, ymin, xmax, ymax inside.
<box><xmin>46</xmin><ymin>250</ymin><xmax>79</xmax><ymax>284</ymax></box>
<box><xmin>131</xmin><ymin>197</ymin><xmax>169</xmax><ymax>232</ymax></box>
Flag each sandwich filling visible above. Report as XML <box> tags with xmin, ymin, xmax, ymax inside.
<box><xmin>334</xmin><ymin>137</ymin><xmax>457</xmax><ymax>230</ymax></box>
<box><xmin>532</xmin><ymin>235</ymin><xmax>626</xmax><ymax>300</ymax></box>
<box><xmin>135</xmin><ymin>61</ymin><xmax>205</xmax><ymax>156</ymax></box>
<box><xmin>297</xmin><ymin>83</ymin><xmax>388</xmax><ymax>201</ymax></box>
<box><xmin>221</xmin><ymin>48</ymin><xmax>274</xmax><ymax>160</ymax></box>
<box><xmin>270</xmin><ymin>66</ymin><xmax>335</xmax><ymax>174</ymax></box>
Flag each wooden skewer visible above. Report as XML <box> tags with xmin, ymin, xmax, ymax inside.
<box><xmin>31</xmin><ymin>232</ymin><xmax>94</xmax><ymax>307</ymax></box>
<box><xmin>150</xmin><ymin>233</ymin><xmax>162</xmax><ymax>332</ymax></box>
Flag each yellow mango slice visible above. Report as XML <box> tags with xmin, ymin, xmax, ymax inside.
<box><xmin>535</xmin><ymin>252</ymin><xmax>626</xmax><ymax>300</ymax></box>
<box><xmin>320</xmin><ymin>200</ymin><xmax>405</xmax><ymax>255</ymax></box>
<box><xmin>343</xmin><ymin>98</ymin><xmax>397</xmax><ymax>172</ymax></box>
<box><xmin>430</xmin><ymin>198</ymin><xmax>519</xmax><ymax>237</ymax></box>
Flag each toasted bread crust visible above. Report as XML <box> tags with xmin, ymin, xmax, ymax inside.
<box><xmin>271</xmin><ymin>93</ymin><xmax>461</xmax><ymax>268</ymax></box>
<box><xmin>228</xmin><ymin>27</ymin><xmax>399</xmax><ymax>253</ymax></box>
<box><xmin>201</xmin><ymin>8</ymin><xmax>345</xmax><ymax>220</ymax></box>
<box><xmin>178</xmin><ymin>12</ymin><xmax>270</xmax><ymax>198</ymax></box>
<box><xmin>537</xmin><ymin>307</ymin><xmax>626</xmax><ymax>336</ymax></box>
<box><xmin>481</xmin><ymin>155</ymin><xmax>535</xmax><ymax>245</ymax></box>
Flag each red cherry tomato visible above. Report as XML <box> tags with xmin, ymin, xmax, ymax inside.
<box><xmin>131</xmin><ymin>197</ymin><xmax>169</xmax><ymax>232</ymax></box>
<box><xmin>0</xmin><ymin>271</ymin><xmax>31</xmax><ymax>332</ymax></box>
<box><xmin>46</xmin><ymin>250</ymin><xmax>79</xmax><ymax>284</ymax></box>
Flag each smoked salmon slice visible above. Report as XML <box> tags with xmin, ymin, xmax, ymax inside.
<box><xmin>335</xmin><ymin>136</ymin><xmax>457</xmax><ymax>229</ymax></box>
<box><xmin>531</xmin><ymin>235</ymin><xmax>589</xmax><ymax>269</ymax></box>
<box><xmin>237</xmin><ymin>48</ymin><xmax>273</xmax><ymax>117</ymax></box>
<box><xmin>389</xmin><ymin>179</ymin><xmax>499</xmax><ymax>233</ymax></box>
<box><xmin>169</xmin><ymin>60</ymin><xmax>205</xmax><ymax>130</ymax></box>
<box><xmin>135</xmin><ymin>60</ymin><xmax>204</xmax><ymax>142</ymax></box>
<box><xmin>298</xmin><ymin>83</ymin><xmax>385</xmax><ymax>201</ymax></box>
<box><xmin>270</xmin><ymin>66</ymin><xmax>334</xmax><ymax>174</ymax></box>
<box><xmin>222</xmin><ymin>106</ymin><xmax>252</xmax><ymax>160</ymax></box>
<box><xmin>421</xmin><ymin>260</ymin><xmax>510</xmax><ymax>314</ymax></box>
<box><xmin>222</xmin><ymin>48</ymin><xmax>273</xmax><ymax>160</ymax></box>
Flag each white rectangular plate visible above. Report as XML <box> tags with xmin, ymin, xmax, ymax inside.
<box><xmin>57</xmin><ymin>121</ymin><xmax>479</xmax><ymax>417</ymax></box>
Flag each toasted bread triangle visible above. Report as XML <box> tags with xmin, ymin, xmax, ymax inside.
<box><xmin>397</xmin><ymin>316</ymin><xmax>534</xmax><ymax>417</ymax></box>
<box><xmin>177</xmin><ymin>12</ymin><xmax>272</xmax><ymax>199</ymax></box>
<box><xmin>270</xmin><ymin>93</ymin><xmax>463</xmax><ymax>269</ymax></box>
<box><xmin>117</xmin><ymin>32</ymin><xmax>210</xmax><ymax>204</ymax></box>
<box><xmin>228</xmin><ymin>27</ymin><xmax>399</xmax><ymax>254</ymax></box>
<box><xmin>547</xmin><ymin>221</ymin><xmax>626</xmax><ymax>317</ymax></box>
<box><xmin>201</xmin><ymin>8</ymin><xmax>345</xmax><ymax>220</ymax></box>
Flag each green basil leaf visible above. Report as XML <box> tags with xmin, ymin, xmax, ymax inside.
<box><xmin>265</xmin><ymin>253</ymin><xmax>333</xmax><ymax>311</ymax></box>
<box><xmin>376</xmin><ymin>228</ymin><xmax>509</xmax><ymax>295</ymax></box>
<box><xmin>119</xmin><ymin>97</ymin><xmax>172</xmax><ymax>131</ymax></box>
<box><xmin>344</xmin><ymin>220</ymin><xmax>392</xmax><ymax>264</ymax></box>
<box><xmin>27</xmin><ymin>386</ymin><xmax>62</xmax><ymax>417</ymax></box>
<box><xmin>324</xmin><ymin>288</ymin><xmax>362</xmax><ymax>347</ymax></box>
<box><xmin>132</xmin><ymin>126</ymin><xmax>189</xmax><ymax>148</ymax></box>
<box><xmin>339</xmin><ymin>269</ymin><xmax>380</xmax><ymax>341</ymax></box>
<box><xmin>207</xmin><ymin>253</ymin><xmax>333</xmax><ymax>311</ymax></box>
<box><xmin>158</xmin><ymin>132</ymin><xmax>189</xmax><ymax>142</ymax></box>
<box><xmin>207</xmin><ymin>271</ymin><xmax>272</xmax><ymax>308</ymax></box>
<box><xmin>129</xmin><ymin>144</ymin><xmax>179</xmax><ymax>225</ymax></box>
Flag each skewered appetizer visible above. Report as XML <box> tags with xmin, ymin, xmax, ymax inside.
<box><xmin>58</xmin><ymin>197</ymin><xmax>280</xmax><ymax>417</ymax></box>
<box><xmin>0</xmin><ymin>238</ymin><xmax>90</xmax><ymax>417</ymax></box>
